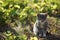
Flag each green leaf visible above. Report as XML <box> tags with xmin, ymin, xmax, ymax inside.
<box><xmin>0</xmin><ymin>1</ymin><xmax>3</xmax><ymax>3</ymax></box>
<box><xmin>14</xmin><ymin>5</ymin><xmax>20</xmax><ymax>8</ymax></box>
<box><xmin>52</xmin><ymin>5</ymin><xmax>57</xmax><ymax>9</ymax></box>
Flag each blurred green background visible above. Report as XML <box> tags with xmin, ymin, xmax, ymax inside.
<box><xmin>0</xmin><ymin>0</ymin><xmax>60</xmax><ymax>40</ymax></box>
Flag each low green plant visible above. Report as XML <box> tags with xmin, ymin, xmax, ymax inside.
<box><xmin>4</xmin><ymin>31</ymin><xmax>27</xmax><ymax>40</ymax></box>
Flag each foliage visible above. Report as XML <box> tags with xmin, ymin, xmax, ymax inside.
<box><xmin>3</xmin><ymin>31</ymin><xmax>27</xmax><ymax>40</ymax></box>
<box><xmin>0</xmin><ymin>0</ymin><xmax>60</xmax><ymax>40</ymax></box>
<box><xmin>0</xmin><ymin>0</ymin><xmax>59</xmax><ymax>25</ymax></box>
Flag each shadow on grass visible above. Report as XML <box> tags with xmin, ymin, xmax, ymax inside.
<box><xmin>45</xmin><ymin>32</ymin><xmax>60</xmax><ymax>40</ymax></box>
